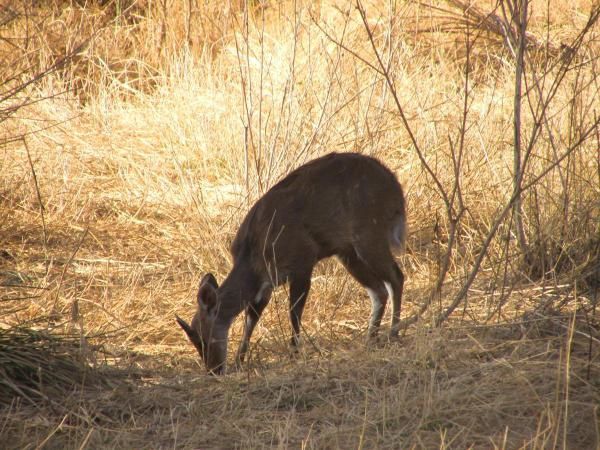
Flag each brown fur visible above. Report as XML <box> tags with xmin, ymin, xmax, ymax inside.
<box><xmin>177</xmin><ymin>152</ymin><xmax>406</xmax><ymax>374</ymax></box>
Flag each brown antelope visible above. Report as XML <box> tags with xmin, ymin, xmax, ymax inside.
<box><xmin>176</xmin><ymin>152</ymin><xmax>406</xmax><ymax>374</ymax></box>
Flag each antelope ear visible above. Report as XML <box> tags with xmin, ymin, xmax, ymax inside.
<box><xmin>197</xmin><ymin>280</ymin><xmax>217</xmax><ymax>311</ymax></box>
<box><xmin>175</xmin><ymin>315</ymin><xmax>203</xmax><ymax>356</ymax></box>
<box><xmin>200</xmin><ymin>273</ymin><xmax>218</xmax><ymax>289</ymax></box>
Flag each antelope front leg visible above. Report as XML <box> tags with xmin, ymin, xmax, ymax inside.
<box><xmin>288</xmin><ymin>272</ymin><xmax>312</xmax><ymax>351</ymax></box>
<box><xmin>235</xmin><ymin>287</ymin><xmax>271</xmax><ymax>368</ymax></box>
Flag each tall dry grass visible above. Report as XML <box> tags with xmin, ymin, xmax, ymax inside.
<box><xmin>1</xmin><ymin>0</ymin><xmax>599</xmax><ymax>448</ymax></box>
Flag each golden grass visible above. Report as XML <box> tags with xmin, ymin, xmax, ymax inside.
<box><xmin>1</xmin><ymin>312</ymin><xmax>598</xmax><ymax>448</ymax></box>
<box><xmin>1</xmin><ymin>0</ymin><xmax>599</xmax><ymax>448</ymax></box>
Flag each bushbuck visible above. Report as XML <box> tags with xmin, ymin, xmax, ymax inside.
<box><xmin>176</xmin><ymin>152</ymin><xmax>406</xmax><ymax>374</ymax></box>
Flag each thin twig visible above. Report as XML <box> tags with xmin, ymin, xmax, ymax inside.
<box><xmin>22</xmin><ymin>138</ymin><xmax>48</xmax><ymax>258</ymax></box>
<box><xmin>50</xmin><ymin>227</ymin><xmax>90</xmax><ymax>326</ymax></box>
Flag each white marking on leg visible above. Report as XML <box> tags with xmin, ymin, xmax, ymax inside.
<box><xmin>366</xmin><ymin>286</ymin><xmax>387</xmax><ymax>331</ymax></box>
<box><xmin>384</xmin><ymin>281</ymin><xmax>394</xmax><ymax>301</ymax></box>
<box><xmin>253</xmin><ymin>282</ymin><xmax>271</xmax><ymax>305</ymax></box>
<box><xmin>386</xmin><ymin>280</ymin><xmax>402</xmax><ymax>336</ymax></box>
<box><xmin>366</xmin><ymin>288</ymin><xmax>381</xmax><ymax>310</ymax></box>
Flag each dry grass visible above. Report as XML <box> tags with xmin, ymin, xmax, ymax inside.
<box><xmin>1</xmin><ymin>0</ymin><xmax>599</xmax><ymax>448</ymax></box>
<box><xmin>1</xmin><ymin>312</ymin><xmax>599</xmax><ymax>448</ymax></box>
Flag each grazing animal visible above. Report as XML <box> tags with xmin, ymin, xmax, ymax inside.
<box><xmin>176</xmin><ymin>152</ymin><xmax>406</xmax><ymax>374</ymax></box>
